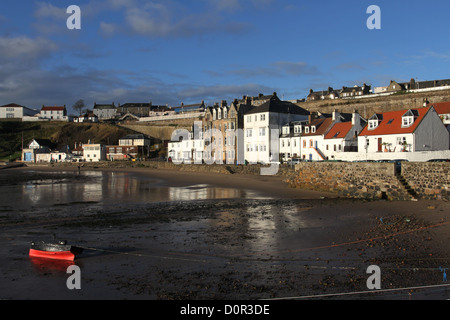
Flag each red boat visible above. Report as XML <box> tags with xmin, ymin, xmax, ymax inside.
<box><xmin>29</xmin><ymin>241</ymin><xmax>83</xmax><ymax>261</ymax></box>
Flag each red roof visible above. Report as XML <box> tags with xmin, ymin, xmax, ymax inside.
<box><xmin>302</xmin><ymin>117</ymin><xmax>333</xmax><ymax>136</ymax></box>
<box><xmin>431</xmin><ymin>102</ymin><xmax>450</xmax><ymax>115</ymax></box>
<box><xmin>359</xmin><ymin>107</ymin><xmax>430</xmax><ymax>137</ymax></box>
<box><xmin>324</xmin><ymin>122</ymin><xmax>353</xmax><ymax>139</ymax></box>
<box><xmin>41</xmin><ymin>106</ymin><xmax>65</xmax><ymax>111</ymax></box>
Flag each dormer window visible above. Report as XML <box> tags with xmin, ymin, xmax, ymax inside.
<box><xmin>368</xmin><ymin>114</ymin><xmax>382</xmax><ymax>130</ymax></box>
<box><xmin>402</xmin><ymin>110</ymin><xmax>416</xmax><ymax>128</ymax></box>
<box><xmin>368</xmin><ymin>120</ymin><xmax>379</xmax><ymax>130</ymax></box>
<box><xmin>305</xmin><ymin>127</ymin><xmax>310</xmax><ymax>134</ymax></box>
<box><xmin>224</xmin><ymin>108</ymin><xmax>227</xmax><ymax>119</ymax></box>
<box><xmin>402</xmin><ymin>116</ymin><xmax>414</xmax><ymax>127</ymax></box>
<box><xmin>311</xmin><ymin>126</ymin><xmax>316</xmax><ymax>133</ymax></box>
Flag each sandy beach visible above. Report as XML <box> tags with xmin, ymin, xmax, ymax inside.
<box><xmin>0</xmin><ymin>164</ymin><xmax>449</xmax><ymax>301</ymax></box>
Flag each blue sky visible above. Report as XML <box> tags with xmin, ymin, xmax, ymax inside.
<box><xmin>1</xmin><ymin>0</ymin><xmax>450</xmax><ymax>114</ymax></box>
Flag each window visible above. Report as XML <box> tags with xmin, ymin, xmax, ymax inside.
<box><xmin>397</xmin><ymin>137</ymin><xmax>407</xmax><ymax>145</ymax></box>
<box><xmin>368</xmin><ymin>120</ymin><xmax>379</xmax><ymax>130</ymax></box>
<box><xmin>305</xmin><ymin>127</ymin><xmax>310</xmax><ymax>134</ymax></box>
<box><xmin>259</xmin><ymin>127</ymin><xmax>266</xmax><ymax>136</ymax></box>
<box><xmin>260</xmin><ymin>114</ymin><xmax>266</xmax><ymax>121</ymax></box>
<box><xmin>246</xmin><ymin>129</ymin><xmax>253</xmax><ymax>137</ymax></box>
<box><xmin>303</xmin><ymin>140</ymin><xmax>306</xmax><ymax>148</ymax></box>
<box><xmin>402</xmin><ymin>116</ymin><xmax>414</xmax><ymax>127</ymax></box>
<box><xmin>311</xmin><ymin>126</ymin><xmax>316</xmax><ymax>133</ymax></box>
<box><xmin>247</xmin><ymin>116</ymin><xmax>251</xmax><ymax>123</ymax></box>
<box><xmin>310</xmin><ymin>140</ymin><xmax>313</xmax><ymax>147</ymax></box>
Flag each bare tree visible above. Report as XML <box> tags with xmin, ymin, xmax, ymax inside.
<box><xmin>72</xmin><ymin>99</ymin><xmax>85</xmax><ymax>116</ymax></box>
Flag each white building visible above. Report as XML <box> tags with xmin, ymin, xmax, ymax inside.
<box><xmin>82</xmin><ymin>144</ymin><xmax>106</xmax><ymax>162</ymax></box>
<box><xmin>280</xmin><ymin>121</ymin><xmax>307</xmax><ymax>162</ymax></box>
<box><xmin>0</xmin><ymin>103</ymin><xmax>37</xmax><ymax>119</ymax></box>
<box><xmin>39</xmin><ymin>105</ymin><xmax>68</xmax><ymax>121</ymax></box>
<box><xmin>300</xmin><ymin>117</ymin><xmax>334</xmax><ymax>161</ymax></box>
<box><xmin>244</xmin><ymin>93</ymin><xmax>309</xmax><ymax>164</ymax></box>
<box><xmin>322</xmin><ymin>111</ymin><xmax>366</xmax><ymax>160</ymax></box>
<box><xmin>168</xmin><ymin>124</ymin><xmax>205</xmax><ymax>164</ymax></box>
<box><xmin>358</xmin><ymin>106</ymin><xmax>449</xmax><ymax>154</ymax></box>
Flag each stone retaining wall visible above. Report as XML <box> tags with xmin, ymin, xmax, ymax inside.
<box><xmin>402</xmin><ymin>162</ymin><xmax>449</xmax><ymax>200</ymax></box>
<box><xmin>287</xmin><ymin>162</ymin><xmax>412</xmax><ymax>201</ymax></box>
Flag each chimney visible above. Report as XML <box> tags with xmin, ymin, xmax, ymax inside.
<box><xmin>352</xmin><ymin>110</ymin><xmax>360</xmax><ymax>126</ymax></box>
<box><xmin>308</xmin><ymin>112</ymin><xmax>318</xmax><ymax>123</ymax></box>
<box><xmin>332</xmin><ymin>109</ymin><xmax>341</xmax><ymax>122</ymax></box>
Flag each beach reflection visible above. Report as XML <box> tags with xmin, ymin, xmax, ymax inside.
<box><xmin>12</xmin><ymin>171</ymin><xmax>261</xmax><ymax>207</ymax></box>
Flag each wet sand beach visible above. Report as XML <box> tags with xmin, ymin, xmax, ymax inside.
<box><xmin>0</xmin><ymin>164</ymin><xmax>449</xmax><ymax>301</ymax></box>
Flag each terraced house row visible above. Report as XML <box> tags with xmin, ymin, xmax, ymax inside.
<box><xmin>168</xmin><ymin>94</ymin><xmax>450</xmax><ymax>164</ymax></box>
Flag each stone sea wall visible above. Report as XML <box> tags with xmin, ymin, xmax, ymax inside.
<box><xmin>287</xmin><ymin>162</ymin><xmax>412</xmax><ymax>201</ymax></box>
<box><xmin>286</xmin><ymin>162</ymin><xmax>449</xmax><ymax>201</ymax></box>
<box><xmin>402</xmin><ymin>162</ymin><xmax>449</xmax><ymax>200</ymax></box>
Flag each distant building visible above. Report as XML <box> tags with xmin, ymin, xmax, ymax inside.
<box><xmin>93</xmin><ymin>103</ymin><xmax>117</xmax><ymax>120</ymax></box>
<box><xmin>340</xmin><ymin>84</ymin><xmax>371</xmax><ymax>98</ymax></box>
<box><xmin>106</xmin><ymin>145</ymin><xmax>139</xmax><ymax>161</ymax></box>
<box><xmin>40</xmin><ymin>105</ymin><xmax>68</xmax><ymax>121</ymax></box>
<box><xmin>73</xmin><ymin>111</ymin><xmax>99</xmax><ymax>123</ymax></box>
<box><xmin>386</xmin><ymin>78</ymin><xmax>450</xmax><ymax>93</ymax></box>
<box><xmin>22</xmin><ymin>139</ymin><xmax>55</xmax><ymax>163</ymax></box>
<box><xmin>0</xmin><ymin>103</ymin><xmax>37</xmax><ymax>119</ymax></box>
<box><xmin>174</xmin><ymin>101</ymin><xmax>206</xmax><ymax>114</ymax></box>
<box><xmin>307</xmin><ymin>87</ymin><xmax>340</xmax><ymax>101</ymax></box>
<box><xmin>82</xmin><ymin>144</ymin><xmax>106</xmax><ymax>162</ymax></box>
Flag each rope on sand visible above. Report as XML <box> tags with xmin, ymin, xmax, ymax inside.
<box><xmin>263</xmin><ymin>283</ymin><xmax>450</xmax><ymax>300</ymax></box>
<box><xmin>77</xmin><ymin>246</ymin><xmax>208</xmax><ymax>263</ymax></box>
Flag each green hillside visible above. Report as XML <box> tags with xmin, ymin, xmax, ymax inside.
<box><xmin>0</xmin><ymin>121</ymin><xmax>137</xmax><ymax>161</ymax></box>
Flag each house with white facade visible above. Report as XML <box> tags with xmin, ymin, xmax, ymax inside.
<box><xmin>280</xmin><ymin>121</ymin><xmax>307</xmax><ymax>162</ymax></box>
<box><xmin>82</xmin><ymin>143</ymin><xmax>106</xmax><ymax>162</ymax></box>
<box><xmin>73</xmin><ymin>111</ymin><xmax>99</xmax><ymax>123</ymax></box>
<box><xmin>21</xmin><ymin>139</ymin><xmax>55</xmax><ymax>163</ymax></box>
<box><xmin>168</xmin><ymin>123</ymin><xmax>205</xmax><ymax>164</ymax></box>
<box><xmin>39</xmin><ymin>105</ymin><xmax>68</xmax><ymax>121</ymax></box>
<box><xmin>323</xmin><ymin>111</ymin><xmax>366</xmax><ymax>160</ymax></box>
<box><xmin>0</xmin><ymin>103</ymin><xmax>38</xmax><ymax>119</ymax></box>
<box><xmin>244</xmin><ymin>93</ymin><xmax>309</xmax><ymax>164</ymax></box>
<box><xmin>300</xmin><ymin>116</ymin><xmax>334</xmax><ymax>161</ymax></box>
<box><xmin>357</xmin><ymin>106</ymin><xmax>449</xmax><ymax>154</ymax></box>
<box><xmin>93</xmin><ymin>103</ymin><xmax>117</xmax><ymax>120</ymax></box>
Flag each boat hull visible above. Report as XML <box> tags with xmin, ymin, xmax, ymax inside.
<box><xmin>29</xmin><ymin>241</ymin><xmax>83</xmax><ymax>261</ymax></box>
<box><xmin>29</xmin><ymin>249</ymin><xmax>76</xmax><ymax>261</ymax></box>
